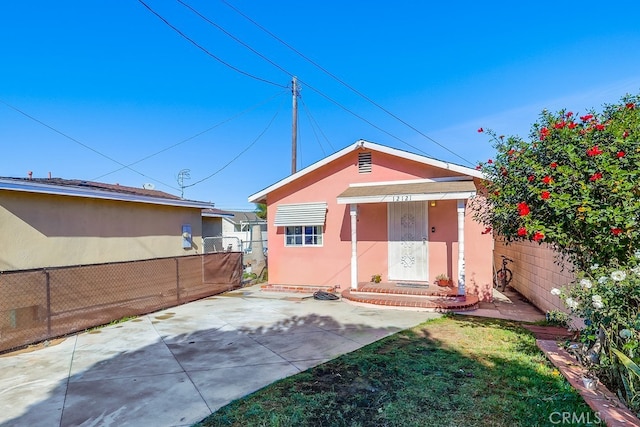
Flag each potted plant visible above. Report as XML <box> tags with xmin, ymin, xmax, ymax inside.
<box><xmin>371</xmin><ymin>274</ymin><xmax>382</xmax><ymax>283</ymax></box>
<box><xmin>434</xmin><ymin>273</ymin><xmax>453</xmax><ymax>287</ymax></box>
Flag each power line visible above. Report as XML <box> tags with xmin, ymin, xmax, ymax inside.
<box><xmin>0</xmin><ymin>99</ymin><xmax>180</xmax><ymax>191</ymax></box>
<box><xmin>218</xmin><ymin>0</ymin><xmax>474</xmax><ymax>166</ymax></box>
<box><xmin>300</xmin><ymin>81</ymin><xmax>446</xmax><ymax>164</ymax></box>
<box><xmin>300</xmin><ymin>96</ymin><xmax>329</xmax><ymax>156</ymax></box>
<box><xmin>178</xmin><ymin>0</ymin><xmax>293</xmax><ymax>80</ymax></box>
<box><xmin>183</xmin><ymin>106</ymin><xmax>281</xmax><ymax>189</ymax></box>
<box><xmin>176</xmin><ymin>1</ymin><xmax>436</xmax><ymax>160</ymax></box>
<box><xmin>93</xmin><ymin>89</ymin><xmax>287</xmax><ymax>180</ymax></box>
<box><xmin>295</xmin><ymin>78</ymin><xmax>438</xmax><ymax>157</ymax></box>
<box><xmin>137</xmin><ymin>0</ymin><xmax>287</xmax><ymax>89</ymax></box>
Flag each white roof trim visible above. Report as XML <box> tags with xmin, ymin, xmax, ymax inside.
<box><xmin>273</xmin><ymin>202</ymin><xmax>327</xmax><ymax>226</ymax></box>
<box><xmin>337</xmin><ymin>192</ymin><xmax>476</xmax><ymax>204</ymax></box>
<box><xmin>336</xmin><ymin>180</ymin><xmax>477</xmax><ymax>204</ymax></box>
<box><xmin>248</xmin><ymin>140</ymin><xmax>483</xmax><ymax>203</ymax></box>
<box><xmin>202</xmin><ymin>211</ymin><xmax>235</xmax><ymax>218</ymax></box>
<box><xmin>0</xmin><ymin>179</ymin><xmax>213</xmax><ymax>209</ymax></box>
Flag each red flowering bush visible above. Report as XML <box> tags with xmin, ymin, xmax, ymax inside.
<box><xmin>474</xmin><ymin>94</ymin><xmax>640</xmax><ymax>271</ymax></box>
<box><xmin>473</xmin><ymin>93</ymin><xmax>640</xmax><ymax>411</ymax></box>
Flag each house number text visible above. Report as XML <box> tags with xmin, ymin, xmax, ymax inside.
<box><xmin>391</xmin><ymin>195</ymin><xmax>412</xmax><ymax>202</ymax></box>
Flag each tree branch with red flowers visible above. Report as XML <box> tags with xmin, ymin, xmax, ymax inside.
<box><xmin>472</xmin><ymin>94</ymin><xmax>640</xmax><ymax>270</ymax></box>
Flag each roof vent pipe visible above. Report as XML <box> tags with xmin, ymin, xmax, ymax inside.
<box><xmin>48</xmin><ymin>172</ymin><xmax>51</xmax><ymax>179</ymax></box>
<box><xmin>28</xmin><ymin>171</ymin><xmax>33</xmax><ymax>180</ymax></box>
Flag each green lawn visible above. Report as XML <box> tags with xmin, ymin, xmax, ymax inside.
<box><xmin>196</xmin><ymin>315</ymin><xmax>596</xmax><ymax>427</ymax></box>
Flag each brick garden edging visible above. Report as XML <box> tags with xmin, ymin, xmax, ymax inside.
<box><xmin>537</xmin><ymin>340</ymin><xmax>640</xmax><ymax>426</ymax></box>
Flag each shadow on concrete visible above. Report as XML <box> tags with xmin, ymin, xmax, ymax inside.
<box><xmin>200</xmin><ymin>315</ymin><xmax>601</xmax><ymax>427</ymax></box>
<box><xmin>1</xmin><ymin>308</ymin><xmax>412</xmax><ymax>427</ymax></box>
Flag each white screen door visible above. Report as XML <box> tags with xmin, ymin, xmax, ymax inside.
<box><xmin>388</xmin><ymin>201</ymin><xmax>428</xmax><ymax>281</ymax></box>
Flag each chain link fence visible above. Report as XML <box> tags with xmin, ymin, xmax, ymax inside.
<box><xmin>203</xmin><ymin>236</ymin><xmax>267</xmax><ymax>256</ymax></box>
<box><xmin>203</xmin><ymin>236</ymin><xmax>268</xmax><ymax>276</ymax></box>
<box><xmin>240</xmin><ymin>239</ymin><xmax>268</xmax><ymax>257</ymax></box>
<box><xmin>0</xmin><ymin>252</ymin><xmax>242</xmax><ymax>354</ymax></box>
<box><xmin>203</xmin><ymin>236</ymin><xmax>242</xmax><ymax>253</ymax></box>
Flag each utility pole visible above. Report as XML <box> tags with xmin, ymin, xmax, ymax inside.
<box><xmin>291</xmin><ymin>76</ymin><xmax>298</xmax><ymax>174</ymax></box>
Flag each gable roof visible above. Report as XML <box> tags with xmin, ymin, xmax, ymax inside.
<box><xmin>248</xmin><ymin>139</ymin><xmax>483</xmax><ymax>203</ymax></box>
<box><xmin>0</xmin><ymin>177</ymin><xmax>213</xmax><ymax>209</ymax></box>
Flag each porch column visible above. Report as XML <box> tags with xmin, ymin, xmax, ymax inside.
<box><xmin>457</xmin><ymin>200</ymin><xmax>466</xmax><ymax>297</ymax></box>
<box><xmin>350</xmin><ymin>204</ymin><xmax>358</xmax><ymax>290</ymax></box>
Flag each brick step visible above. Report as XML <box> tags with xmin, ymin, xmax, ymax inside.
<box><xmin>355</xmin><ymin>283</ymin><xmax>459</xmax><ymax>297</ymax></box>
<box><xmin>260</xmin><ymin>284</ymin><xmax>336</xmax><ymax>293</ymax></box>
<box><xmin>342</xmin><ymin>289</ymin><xmax>479</xmax><ymax>312</ymax></box>
<box><xmin>352</xmin><ymin>291</ymin><xmax>460</xmax><ymax>299</ymax></box>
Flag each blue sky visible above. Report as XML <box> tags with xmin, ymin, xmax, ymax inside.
<box><xmin>2</xmin><ymin>1</ymin><xmax>639</xmax><ymax>210</ymax></box>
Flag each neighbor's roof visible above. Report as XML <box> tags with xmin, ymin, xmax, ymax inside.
<box><xmin>0</xmin><ymin>177</ymin><xmax>213</xmax><ymax>209</ymax></box>
<box><xmin>201</xmin><ymin>209</ymin><xmax>265</xmax><ymax>222</ymax></box>
<box><xmin>202</xmin><ymin>208</ymin><xmax>235</xmax><ymax>218</ymax></box>
<box><xmin>224</xmin><ymin>211</ymin><xmax>266</xmax><ymax>223</ymax></box>
<box><xmin>248</xmin><ymin>140</ymin><xmax>484</xmax><ymax>203</ymax></box>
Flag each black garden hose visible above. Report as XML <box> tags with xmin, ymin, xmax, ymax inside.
<box><xmin>313</xmin><ymin>290</ymin><xmax>339</xmax><ymax>300</ymax></box>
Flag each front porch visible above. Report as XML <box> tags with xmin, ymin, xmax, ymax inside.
<box><xmin>341</xmin><ymin>282</ymin><xmax>479</xmax><ymax>312</ymax></box>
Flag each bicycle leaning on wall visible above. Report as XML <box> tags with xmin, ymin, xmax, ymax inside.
<box><xmin>493</xmin><ymin>255</ymin><xmax>513</xmax><ymax>292</ymax></box>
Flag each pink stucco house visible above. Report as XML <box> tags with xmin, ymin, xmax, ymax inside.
<box><xmin>248</xmin><ymin>140</ymin><xmax>494</xmax><ymax>306</ymax></box>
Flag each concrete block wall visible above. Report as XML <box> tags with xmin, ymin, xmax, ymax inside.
<box><xmin>493</xmin><ymin>238</ymin><xmax>575</xmax><ymax>315</ymax></box>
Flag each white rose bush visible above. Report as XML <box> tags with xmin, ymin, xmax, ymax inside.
<box><xmin>557</xmin><ymin>263</ymin><xmax>640</xmax><ymax>407</ymax></box>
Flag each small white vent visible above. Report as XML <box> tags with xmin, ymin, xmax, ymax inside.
<box><xmin>358</xmin><ymin>152</ymin><xmax>372</xmax><ymax>173</ymax></box>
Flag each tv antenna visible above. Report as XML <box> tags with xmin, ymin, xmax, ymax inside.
<box><xmin>177</xmin><ymin>169</ymin><xmax>191</xmax><ymax>198</ymax></box>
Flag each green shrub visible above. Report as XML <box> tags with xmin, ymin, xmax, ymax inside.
<box><xmin>475</xmin><ymin>93</ymin><xmax>640</xmax><ymax>411</ymax></box>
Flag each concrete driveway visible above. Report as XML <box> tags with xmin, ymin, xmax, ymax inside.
<box><xmin>0</xmin><ymin>285</ymin><xmax>443</xmax><ymax>427</ymax></box>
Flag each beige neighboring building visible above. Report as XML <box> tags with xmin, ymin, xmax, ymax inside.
<box><xmin>0</xmin><ymin>177</ymin><xmax>213</xmax><ymax>271</ymax></box>
<box><xmin>201</xmin><ymin>208</ymin><xmax>235</xmax><ymax>240</ymax></box>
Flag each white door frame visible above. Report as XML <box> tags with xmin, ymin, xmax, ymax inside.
<box><xmin>387</xmin><ymin>201</ymin><xmax>428</xmax><ymax>282</ymax></box>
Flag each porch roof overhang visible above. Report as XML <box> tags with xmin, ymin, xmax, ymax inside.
<box><xmin>336</xmin><ymin>180</ymin><xmax>476</xmax><ymax>204</ymax></box>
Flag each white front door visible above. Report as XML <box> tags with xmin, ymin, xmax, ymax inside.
<box><xmin>388</xmin><ymin>201</ymin><xmax>428</xmax><ymax>282</ymax></box>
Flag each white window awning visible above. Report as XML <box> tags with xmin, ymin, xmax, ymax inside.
<box><xmin>337</xmin><ymin>180</ymin><xmax>476</xmax><ymax>204</ymax></box>
<box><xmin>274</xmin><ymin>202</ymin><xmax>327</xmax><ymax>226</ymax></box>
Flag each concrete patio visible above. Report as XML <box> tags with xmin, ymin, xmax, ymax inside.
<box><xmin>0</xmin><ymin>284</ymin><xmax>445</xmax><ymax>426</ymax></box>
<box><xmin>0</xmin><ymin>284</ymin><xmax>548</xmax><ymax>427</ymax></box>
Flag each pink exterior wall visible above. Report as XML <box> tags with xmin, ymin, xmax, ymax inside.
<box><xmin>465</xmin><ymin>208</ymin><xmax>494</xmax><ymax>301</ymax></box>
<box><xmin>494</xmin><ymin>238</ymin><xmax>574</xmax><ymax>313</ymax></box>
<box><xmin>264</xmin><ymin>149</ymin><xmax>494</xmax><ymax>299</ymax></box>
<box><xmin>426</xmin><ymin>198</ymin><xmax>493</xmax><ymax>299</ymax></box>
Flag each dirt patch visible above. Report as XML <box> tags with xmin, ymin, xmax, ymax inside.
<box><xmin>308</xmin><ymin>368</ymin><xmax>379</xmax><ymax>395</ymax></box>
<box><xmin>0</xmin><ymin>337</ymin><xmax>67</xmax><ymax>357</ymax></box>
